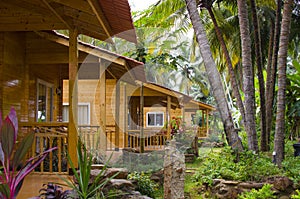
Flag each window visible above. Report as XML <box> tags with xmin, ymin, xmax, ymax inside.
<box><xmin>146</xmin><ymin>112</ymin><xmax>164</xmax><ymax>127</ymax></box>
<box><xmin>37</xmin><ymin>79</ymin><xmax>53</xmax><ymax>122</ymax></box>
<box><xmin>62</xmin><ymin>103</ymin><xmax>90</xmax><ymax>125</ymax></box>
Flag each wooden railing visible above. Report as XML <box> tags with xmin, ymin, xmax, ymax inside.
<box><xmin>197</xmin><ymin>127</ymin><xmax>208</xmax><ymax>137</ymax></box>
<box><xmin>19</xmin><ymin>122</ymin><xmax>68</xmax><ymax>174</ymax></box>
<box><xmin>124</xmin><ymin>130</ymin><xmax>167</xmax><ymax>151</ymax></box>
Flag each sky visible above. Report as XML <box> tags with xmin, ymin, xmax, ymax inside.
<box><xmin>128</xmin><ymin>0</ymin><xmax>159</xmax><ymax>11</ymax></box>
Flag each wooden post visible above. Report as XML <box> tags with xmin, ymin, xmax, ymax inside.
<box><xmin>206</xmin><ymin>110</ymin><xmax>209</xmax><ymax>136</ymax></box>
<box><xmin>181</xmin><ymin>106</ymin><xmax>185</xmax><ymax>124</ymax></box>
<box><xmin>99</xmin><ymin>59</ymin><xmax>106</xmax><ymax>152</ymax></box>
<box><xmin>115</xmin><ymin>81</ymin><xmax>120</xmax><ymax>151</ymax></box>
<box><xmin>166</xmin><ymin>96</ymin><xmax>171</xmax><ymax>140</ymax></box>
<box><xmin>68</xmin><ymin>29</ymin><xmax>79</xmax><ymax>170</ymax></box>
<box><xmin>123</xmin><ymin>83</ymin><xmax>128</xmax><ymax>148</ymax></box>
<box><xmin>139</xmin><ymin>83</ymin><xmax>144</xmax><ymax>153</ymax></box>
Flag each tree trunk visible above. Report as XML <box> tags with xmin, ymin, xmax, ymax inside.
<box><xmin>237</xmin><ymin>0</ymin><xmax>258</xmax><ymax>152</ymax></box>
<box><xmin>266</xmin><ymin>0</ymin><xmax>282</xmax><ymax>151</ymax></box>
<box><xmin>265</xmin><ymin>20</ymin><xmax>275</xmax><ymax>151</ymax></box>
<box><xmin>274</xmin><ymin>0</ymin><xmax>294</xmax><ymax>166</ymax></box>
<box><xmin>249</xmin><ymin>0</ymin><xmax>267</xmax><ymax>152</ymax></box>
<box><xmin>185</xmin><ymin>0</ymin><xmax>243</xmax><ymax>151</ymax></box>
<box><xmin>207</xmin><ymin>7</ymin><xmax>246</xmax><ymax>126</ymax></box>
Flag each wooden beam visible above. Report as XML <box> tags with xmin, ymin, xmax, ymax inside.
<box><xmin>86</xmin><ymin>0</ymin><xmax>113</xmax><ymax>43</ymax></box>
<box><xmin>166</xmin><ymin>96</ymin><xmax>171</xmax><ymax>140</ymax></box>
<box><xmin>99</xmin><ymin>59</ymin><xmax>106</xmax><ymax>151</ymax></box>
<box><xmin>34</xmin><ymin>31</ymin><xmax>126</xmax><ymax>65</ymax></box>
<box><xmin>41</xmin><ymin>0</ymin><xmax>71</xmax><ymax>29</ymax></box>
<box><xmin>115</xmin><ymin>81</ymin><xmax>120</xmax><ymax>151</ymax></box>
<box><xmin>123</xmin><ymin>82</ymin><xmax>128</xmax><ymax>148</ymax></box>
<box><xmin>68</xmin><ymin>29</ymin><xmax>78</xmax><ymax>170</ymax></box>
<box><xmin>206</xmin><ymin>110</ymin><xmax>209</xmax><ymax>136</ymax></box>
<box><xmin>139</xmin><ymin>83</ymin><xmax>144</xmax><ymax>153</ymax></box>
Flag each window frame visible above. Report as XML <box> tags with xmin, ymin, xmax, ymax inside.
<box><xmin>146</xmin><ymin>112</ymin><xmax>164</xmax><ymax>127</ymax></box>
<box><xmin>62</xmin><ymin>102</ymin><xmax>91</xmax><ymax>125</ymax></box>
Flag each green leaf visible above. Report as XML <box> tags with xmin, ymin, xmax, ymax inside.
<box><xmin>0</xmin><ymin>119</ymin><xmax>16</xmax><ymax>158</ymax></box>
<box><xmin>0</xmin><ymin>183</ymin><xmax>10</xmax><ymax>198</ymax></box>
<box><xmin>12</xmin><ymin>133</ymin><xmax>35</xmax><ymax>168</ymax></box>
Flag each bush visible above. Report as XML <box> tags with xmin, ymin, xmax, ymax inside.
<box><xmin>238</xmin><ymin>184</ymin><xmax>275</xmax><ymax>199</ymax></box>
<box><xmin>291</xmin><ymin>190</ymin><xmax>300</xmax><ymax>199</ymax></box>
<box><xmin>193</xmin><ymin>147</ymin><xmax>282</xmax><ymax>186</ymax></box>
<box><xmin>128</xmin><ymin>172</ymin><xmax>158</xmax><ymax>198</ymax></box>
<box><xmin>282</xmin><ymin>156</ymin><xmax>300</xmax><ymax>185</ymax></box>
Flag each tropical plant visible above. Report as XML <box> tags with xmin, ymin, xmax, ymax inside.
<box><xmin>60</xmin><ymin>138</ymin><xmax>115</xmax><ymax>199</ymax></box>
<box><xmin>38</xmin><ymin>183</ymin><xmax>73</xmax><ymax>199</ymax></box>
<box><xmin>127</xmin><ymin>171</ymin><xmax>158</xmax><ymax>198</ymax></box>
<box><xmin>0</xmin><ymin>107</ymin><xmax>57</xmax><ymax>199</ymax></box>
<box><xmin>274</xmin><ymin>0</ymin><xmax>295</xmax><ymax>166</ymax></box>
<box><xmin>238</xmin><ymin>184</ymin><xmax>276</xmax><ymax>199</ymax></box>
<box><xmin>185</xmin><ymin>0</ymin><xmax>243</xmax><ymax>151</ymax></box>
<box><xmin>291</xmin><ymin>189</ymin><xmax>300</xmax><ymax>199</ymax></box>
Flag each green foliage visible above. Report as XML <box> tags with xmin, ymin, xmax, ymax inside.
<box><xmin>238</xmin><ymin>184</ymin><xmax>275</xmax><ymax>199</ymax></box>
<box><xmin>193</xmin><ymin>147</ymin><xmax>282</xmax><ymax>186</ymax></box>
<box><xmin>282</xmin><ymin>156</ymin><xmax>300</xmax><ymax>184</ymax></box>
<box><xmin>39</xmin><ymin>183</ymin><xmax>73</xmax><ymax>199</ymax></box>
<box><xmin>0</xmin><ymin>107</ymin><xmax>57</xmax><ymax>199</ymax></box>
<box><xmin>291</xmin><ymin>190</ymin><xmax>300</xmax><ymax>199</ymax></box>
<box><xmin>127</xmin><ymin>171</ymin><xmax>158</xmax><ymax>198</ymax></box>
<box><xmin>61</xmin><ymin>139</ymin><xmax>115</xmax><ymax>199</ymax></box>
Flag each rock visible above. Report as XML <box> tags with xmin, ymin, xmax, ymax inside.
<box><xmin>105</xmin><ymin>168</ymin><xmax>129</xmax><ymax>179</ymax></box>
<box><xmin>108</xmin><ymin>179</ymin><xmax>135</xmax><ymax>191</ymax></box>
<box><xmin>223</xmin><ymin>180</ymin><xmax>239</xmax><ymax>186</ymax></box>
<box><xmin>266</xmin><ymin>176</ymin><xmax>293</xmax><ymax>191</ymax></box>
<box><xmin>150</xmin><ymin>169</ymin><xmax>164</xmax><ymax>186</ymax></box>
<box><xmin>238</xmin><ymin>182</ymin><xmax>264</xmax><ymax>189</ymax></box>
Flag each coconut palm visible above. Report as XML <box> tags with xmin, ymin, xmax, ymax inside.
<box><xmin>274</xmin><ymin>0</ymin><xmax>294</xmax><ymax>166</ymax></box>
<box><xmin>237</xmin><ymin>0</ymin><xmax>258</xmax><ymax>152</ymax></box>
<box><xmin>185</xmin><ymin>0</ymin><xmax>243</xmax><ymax>151</ymax></box>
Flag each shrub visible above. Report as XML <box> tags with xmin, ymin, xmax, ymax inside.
<box><xmin>193</xmin><ymin>147</ymin><xmax>282</xmax><ymax>186</ymax></box>
<box><xmin>238</xmin><ymin>184</ymin><xmax>275</xmax><ymax>199</ymax></box>
<box><xmin>0</xmin><ymin>108</ymin><xmax>57</xmax><ymax>199</ymax></box>
<box><xmin>128</xmin><ymin>171</ymin><xmax>158</xmax><ymax>198</ymax></box>
<box><xmin>291</xmin><ymin>190</ymin><xmax>300</xmax><ymax>199</ymax></box>
<box><xmin>282</xmin><ymin>156</ymin><xmax>300</xmax><ymax>185</ymax></box>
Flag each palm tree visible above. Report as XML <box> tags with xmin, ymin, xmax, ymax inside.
<box><xmin>185</xmin><ymin>0</ymin><xmax>243</xmax><ymax>151</ymax></box>
<box><xmin>274</xmin><ymin>0</ymin><xmax>294</xmax><ymax>166</ymax></box>
<box><xmin>266</xmin><ymin>0</ymin><xmax>282</xmax><ymax>151</ymax></box>
<box><xmin>237</xmin><ymin>0</ymin><xmax>258</xmax><ymax>152</ymax></box>
<box><xmin>249</xmin><ymin>0</ymin><xmax>268</xmax><ymax>151</ymax></box>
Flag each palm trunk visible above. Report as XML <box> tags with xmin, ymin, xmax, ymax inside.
<box><xmin>274</xmin><ymin>0</ymin><xmax>294</xmax><ymax>166</ymax></box>
<box><xmin>237</xmin><ymin>0</ymin><xmax>258</xmax><ymax>152</ymax></box>
<box><xmin>207</xmin><ymin>7</ymin><xmax>246</xmax><ymax>126</ymax></box>
<box><xmin>185</xmin><ymin>0</ymin><xmax>243</xmax><ymax>151</ymax></box>
<box><xmin>249</xmin><ymin>0</ymin><xmax>267</xmax><ymax>152</ymax></box>
<box><xmin>265</xmin><ymin>21</ymin><xmax>275</xmax><ymax>151</ymax></box>
<box><xmin>266</xmin><ymin>0</ymin><xmax>282</xmax><ymax>151</ymax></box>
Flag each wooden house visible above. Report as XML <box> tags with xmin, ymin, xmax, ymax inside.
<box><xmin>0</xmin><ymin>0</ymin><xmax>215</xmax><ymax>176</ymax></box>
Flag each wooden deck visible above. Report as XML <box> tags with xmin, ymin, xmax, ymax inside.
<box><xmin>17</xmin><ymin>174</ymin><xmax>71</xmax><ymax>199</ymax></box>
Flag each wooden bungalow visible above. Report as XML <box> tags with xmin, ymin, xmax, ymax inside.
<box><xmin>0</xmin><ymin>0</ymin><xmax>215</xmax><ymax>177</ymax></box>
<box><xmin>0</xmin><ymin>0</ymin><xmax>139</xmax><ymax>173</ymax></box>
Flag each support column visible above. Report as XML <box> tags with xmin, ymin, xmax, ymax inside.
<box><xmin>123</xmin><ymin>83</ymin><xmax>128</xmax><ymax>148</ymax></box>
<box><xmin>166</xmin><ymin>96</ymin><xmax>171</xmax><ymax>140</ymax></box>
<box><xmin>115</xmin><ymin>81</ymin><xmax>120</xmax><ymax>151</ymax></box>
<box><xmin>139</xmin><ymin>83</ymin><xmax>144</xmax><ymax>153</ymax></box>
<box><xmin>206</xmin><ymin>110</ymin><xmax>209</xmax><ymax>136</ymax></box>
<box><xmin>68</xmin><ymin>29</ymin><xmax>79</xmax><ymax>169</ymax></box>
<box><xmin>99</xmin><ymin>59</ymin><xmax>106</xmax><ymax>152</ymax></box>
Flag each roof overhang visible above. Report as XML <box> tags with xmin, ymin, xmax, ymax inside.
<box><xmin>0</xmin><ymin>0</ymin><xmax>137</xmax><ymax>43</ymax></box>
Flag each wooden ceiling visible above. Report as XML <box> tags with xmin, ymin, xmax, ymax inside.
<box><xmin>0</xmin><ymin>0</ymin><xmax>137</xmax><ymax>43</ymax></box>
<box><xmin>25</xmin><ymin>31</ymin><xmax>145</xmax><ymax>83</ymax></box>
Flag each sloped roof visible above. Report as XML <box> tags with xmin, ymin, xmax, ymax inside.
<box><xmin>0</xmin><ymin>0</ymin><xmax>137</xmax><ymax>42</ymax></box>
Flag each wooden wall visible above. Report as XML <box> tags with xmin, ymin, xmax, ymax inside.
<box><xmin>0</xmin><ymin>32</ymin><xmax>61</xmax><ymax>123</ymax></box>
